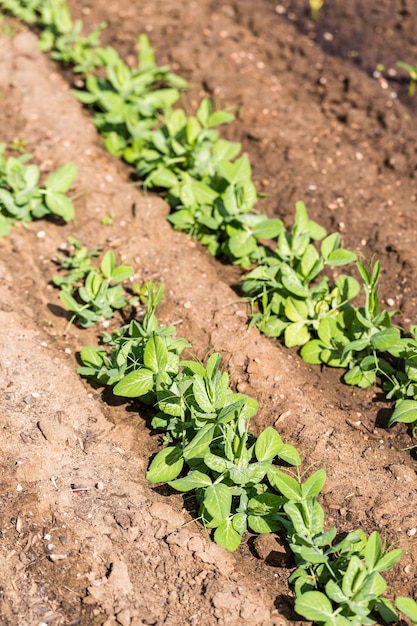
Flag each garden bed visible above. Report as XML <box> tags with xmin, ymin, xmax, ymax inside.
<box><xmin>0</xmin><ymin>1</ymin><xmax>416</xmax><ymax>624</ymax></box>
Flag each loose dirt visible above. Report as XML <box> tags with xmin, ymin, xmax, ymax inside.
<box><xmin>0</xmin><ymin>1</ymin><xmax>416</xmax><ymax>624</ymax></box>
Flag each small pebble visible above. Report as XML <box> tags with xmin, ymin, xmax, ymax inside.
<box><xmin>49</xmin><ymin>554</ymin><xmax>67</xmax><ymax>562</ymax></box>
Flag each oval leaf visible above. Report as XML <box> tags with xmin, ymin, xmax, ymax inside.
<box><xmin>146</xmin><ymin>446</ymin><xmax>184</xmax><ymax>483</ymax></box>
<box><xmin>113</xmin><ymin>368</ymin><xmax>154</xmax><ymax>397</ymax></box>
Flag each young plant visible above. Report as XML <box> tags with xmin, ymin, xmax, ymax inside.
<box><xmin>0</xmin><ymin>144</ymin><xmax>77</xmax><ymax>236</ymax></box>
<box><xmin>243</xmin><ymin>201</ymin><xmax>358</xmax><ymax>347</ymax></box>
<box><xmin>381</xmin><ymin>325</ymin><xmax>417</xmax><ymax>434</ymax></box>
<box><xmin>78</xmin><ymin>282</ymin><xmax>190</xmax><ymax>388</ymax></box>
<box><xmin>0</xmin><ymin>0</ymin><xmax>44</xmax><ymax>22</ymax></box>
<box><xmin>309</xmin><ymin>0</ymin><xmax>324</xmax><ymax>22</ymax></box>
<box><xmin>301</xmin><ymin>260</ymin><xmax>399</xmax><ymax>389</ymax></box>
<box><xmin>272</xmin><ymin>467</ymin><xmax>402</xmax><ymax>624</ymax></box>
<box><xmin>54</xmin><ymin>246</ymin><xmax>137</xmax><ymax>328</ymax></box>
<box><xmin>72</xmin><ymin>36</ymin><xmax>187</xmax><ymax>157</ymax></box>
<box><xmin>166</xmin><ymin>153</ymin><xmax>282</xmax><ymax>266</ymax></box>
<box><xmin>52</xmin><ymin>237</ymin><xmax>101</xmax><ymax>291</ymax></box>
<box><xmin>396</xmin><ymin>61</ymin><xmax>417</xmax><ymax>97</ymax></box>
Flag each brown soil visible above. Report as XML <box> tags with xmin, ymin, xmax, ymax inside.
<box><xmin>0</xmin><ymin>1</ymin><xmax>416</xmax><ymax>624</ymax></box>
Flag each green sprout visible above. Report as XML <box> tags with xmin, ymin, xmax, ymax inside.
<box><xmin>309</xmin><ymin>0</ymin><xmax>324</xmax><ymax>22</ymax></box>
<box><xmin>396</xmin><ymin>61</ymin><xmax>417</xmax><ymax>96</ymax></box>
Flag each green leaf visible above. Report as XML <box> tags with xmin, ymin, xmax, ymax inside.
<box><xmin>113</xmin><ymin>368</ymin><xmax>154</xmax><ymax>397</ymax></box>
<box><xmin>320</xmin><ymin>232</ymin><xmax>340</xmax><ymax>260</ymax></box>
<box><xmin>251</xmin><ymin>218</ymin><xmax>283</xmax><ymax>240</ymax></box>
<box><xmin>110</xmin><ymin>264</ymin><xmax>135</xmax><ymax>282</ymax></box>
<box><xmin>374</xmin><ymin>548</ymin><xmax>403</xmax><ymax>572</ymax></box>
<box><xmin>196</xmin><ymin>98</ymin><xmax>211</xmax><ymax>126</ymax></box>
<box><xmin>248</xmin><ymin>492</ymin><xmax>284</xmax><ymax>516</ymax></box>
<box><xmin>228</xmin><ymin>230</ymin><xmax>257</xmax><ymax>258</ymax></box>
<box><xmin>204</xmin><ymin>453</ymin><xmax>229</xmax><ymax>473</ymax></box>
<box><xmin>204</xmin><ymin>483</ymin><xmax>232</xmax><ymax>521</ymax></box>
<box><xmin>147</xmin><ymin>166</ymin><xmax>179</xmax><ymax>188</ymax></box>
<box><xmin>59</xmin><ymin>290</ymin><xmax>84</xmax><ymax>313</ymax></box>
<box><xmin>255</xmin><ymin>427</ymin><xmax>284</xmax><ymax>462</ymax></box>
<box><xmin>182</xmin><ymin>424</ymin><xmax>214</xmax><ymax>460</ymax></box>
<box><xmin>300</xmin><ymin>340</ymin><xmax>324</xmax><ymax>365</ymax></box>
<box><xmin>326</xmin><ymin>248</ymin><xmax>357</xmax><ymax>267</ymax></box>
<box><xmin>144</xmin><ymin>334</ymin><xmax>168</xmax><ymax>374</ymax></box>
<box><xmin>285</xmin><ymin>298</ymin><xmax>309</xmax><ymax>323</ymax></box>
<box><xmin>375</xmin><ymin>598</ymin><xmax>398</xmax><ymax>624</ymax></box>
<box><xmin>46</xmin><ymin>162</ymin><xmax>77</xmax><ymax>193</ymax></box>
<box><xmin>229</xmin><ymin>463</ymin><xmax>266</xmax><ymax>485</ymax></box>
<box><xmin>100</xmin><ymin>250</ymin><xmax>115</xmax><ymax>278</ymax></box>
<box><xmin>388</xmin><ymin>399</ymin><xmax>417</xmax><ymax>426</ymax></box>
<box><xmin>192</xmin><ymin>375</ymin><xmax>214</xmax><ymax>413</ymax></box>
<box><xmin>45</xmin><ymin>192</ymin><xmax>75</xmax><ymax>221</ymax></box>
<box><xmin>294</xmin><ymin>591</ymin><xmax>338</xmax><ymax>623</ymax></box>
<box><xmin>267</xmin><ymin>467</ymin><xmax>302</xmax><ymax>500</ymax></box>
<box><xmin>364</xmin><ymin>531</ymin><xmax>382</xmax><ymax>570</ymax></box>
<box><xmin>278</xmin><ymin>444</ymin><xmax>301</xmax><ymax>466</ymax></box>
<box><xmin>79</xmin><ymin>345</ymin><xmax>106</xmax><ymax>368</ymax></box>
<box><xmin>284</xmin><ymin>322</ymin><xmax>310</xmax><ymax>348</ymax></box>
<box><xmin>396</xmin><ymin>597</ymin><xmax>417</xmax><ymax>622</ymax></box>
<box><xmin>208</xmin><ymin>110</ymin><xmax>235</xmax><ymax>128</ymax></box>
<box><xmin>248</xmin><ymin>514</ymin><xmax>282</xmax><ymax>534</ymax></box>
<box><xmin>232</xmin><ymin>513</ymin><xmax>247</xmax><ymax>535</ymax></box>
<box><xmin>370</xmin><ymin>327</ymin><xmax>401</xmax><ymax>351</ymax></box>
<box><xmin>213</xmin><ymin>519</ymin><xmax>242</xmax><ymax>551</ymax></box>
<box><xmin>302</xmin><ymin>469</ymin><xmax>326</xmax><ymax>499</ymax></box>
<box><xmin>168</xmin><ymin>470</ymin><xmax>212</xmax><ymax>491</ymax></box>
<box><xmin>146</xmin><ymin>446</ymin><xmax>184</xmax><ymax>483</ymax></box>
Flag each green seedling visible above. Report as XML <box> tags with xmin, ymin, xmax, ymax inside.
<box><xmin>78</xmin><ymin>282</ymin><xmax>189</xmax><ymax>388</ymax></box>
<box><xmin>101</xmin><ymin>212</ymin><xmax>115</xmax><ymax>225</ymax></box>
<box><xmin>52</xmin><ymin>237</ymin><xmax>101</xmax><ymax>291</ymax></box>
<box><xmin>72</xmin><ymin>36</ymin><xmax>187</xmax><ymax>157</ymax></box>
<box><xmin>0</xmin><ymin>144</ymin><xmax>77</xmax><ymax>236</ymax></box>
<box><xmin>309</xmin><ymin>0</ymin><xmax>324</xmax><ymax>22</ymax></box>
<box><xmin>54</xmin><ymin>247</ymin><xmax>137</xmax><ymax>328</ymax></box>
<box><xmin>0</xmin><ymin>0</ymin><xmax>44</xmax><ymax>22</ymax></box>
<box><xmin>396</xmin><ymin>61</ymin><xmax>417</xmax><ymax>96</ymax></box>
<box><xmin>244</xmin><ymin>201</ymin><xmax>358</xmax><ymax>347</ymax></box>
<box><xmin>166</xmin><ymin>153</ymin><xmax>282</xmax><ymax>266</ymax></box>
<box><xmin>8</xmin><ymin>137</ymin><xmax>27</xmax><ymax>153</ymax></box>
<box><xmin>381</xmin><ymin>325</ymin><xmax>417</xmax><ymax>433</ymax></box>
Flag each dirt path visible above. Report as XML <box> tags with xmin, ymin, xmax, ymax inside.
<box><xmin>0</xmin><ymin>1</ymin><xmax>416</xmax><ymax>624</ymax></box>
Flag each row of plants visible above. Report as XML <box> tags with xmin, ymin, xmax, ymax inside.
<box><xmin>1</xmin><ymin>2</ymin><xmax>417</xmax><ymax>622</ymax></box>
<box><xmin>51</xmin><ymin>245</ymin><xmax>414</xmax><ymax>624</ymax></box>
<box><xmin>3</xmin><ymin>0</ymin><xmax>417</xmax><ymax>435</ymax></box>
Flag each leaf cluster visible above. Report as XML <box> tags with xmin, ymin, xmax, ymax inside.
<box><xmin>53</xmin><ymin>241</ymin><xmax>137</xmax><ymax>327</ymax></box>
<box><xmin>0</xmin><ymin>144</ymin><xmax>77</xmax><ymax>236</ymax></box>
<box><xmin>0</xmin><ymin>0</ymin><xmax>44</xmax><ymax>22</ymax></box>
<box><xmin>243</xmin><ymin>201</ymin><xmax>358</xmax><ymax>347</ymax></box>
<box><xmin>72</xmin><ymin>36</ymin><xmax>187</xmax><ymax>156</ymax></box>
<box><xmin>283</xmin><ymin>472</ymin><xmax>403</xmax><ymax>626</ymax></box>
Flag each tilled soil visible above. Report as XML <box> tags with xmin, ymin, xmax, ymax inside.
<box><xmin>0</xmin><ymin>2</ymin><xmax>416</xmax><ymax>625</ymax></box>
